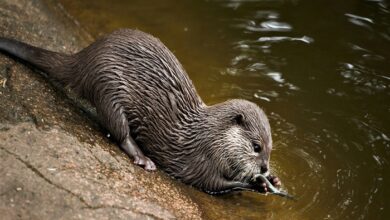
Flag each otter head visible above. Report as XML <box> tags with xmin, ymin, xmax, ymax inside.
<box><xmin>203</xmin><ymin>99</ymin><xmax>272</xmax><ymax>193</ymax></box>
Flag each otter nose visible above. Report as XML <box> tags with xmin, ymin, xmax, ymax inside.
<box><xmin>260</xmin><ymin>165</ymin><xmax>268</xmax><ymax>174</ymax></box>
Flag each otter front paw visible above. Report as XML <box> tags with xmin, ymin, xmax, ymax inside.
<box><xmin>134</xmin><ymin>155</ymin><xmax>157</xmax><ymax>171</ymax></box>
<box><xmin>260</xmin><ymin>175</ymin><xmax>282</xmax><ymax>192</ymax></box>
<box><xmin>267</xmin><ymin>175</ymin><xmax>282</xmax><ymax>188</ymax></box>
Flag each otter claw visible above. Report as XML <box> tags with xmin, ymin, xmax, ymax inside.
<box><xmin>134</xmin><ymin>156</ymin><xmax>156</xmax><ymax>171</ymax></box>
<box><xmin>145</xmin><ymin>159</ymin><xmax>157</xmax><ymax>171</ymax></box>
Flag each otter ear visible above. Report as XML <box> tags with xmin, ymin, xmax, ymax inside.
<box><xmin>233</xmin><ymin>114</ymin><xmax>244</xmax><ymax>125</ymax></box>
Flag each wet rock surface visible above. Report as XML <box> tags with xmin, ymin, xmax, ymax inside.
<box><xmin>0</xmin><ymin>0</ymin><xmax>202</xmax><ymax>219</ymax></box>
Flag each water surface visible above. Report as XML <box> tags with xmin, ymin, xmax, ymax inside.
<box><xmin>59</xmin><ymin>0</ymin><xmax>389</xmax><ymax>219</ymax></box>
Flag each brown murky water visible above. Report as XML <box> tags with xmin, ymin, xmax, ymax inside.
<box><xmin>58</xmin><ymin>0</ymin><xmax>389</xmax><ymax>219</ymax></box>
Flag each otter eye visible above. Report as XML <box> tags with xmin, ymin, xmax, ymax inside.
<box><xmin>253</xmin><ymin>143</ymin><xmax>261</xmax><ymax>153</ymax></box>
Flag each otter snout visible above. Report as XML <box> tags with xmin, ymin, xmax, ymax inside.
<box><xmin>260</xmin><ymin>165</ymin><xmax>269</xmax><ymax>176</ymax></box>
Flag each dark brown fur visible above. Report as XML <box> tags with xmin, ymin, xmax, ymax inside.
<box><xmin>0</xmin><ymin>29</ymin><xmax>277</xmax><ymax>193</ymax></box>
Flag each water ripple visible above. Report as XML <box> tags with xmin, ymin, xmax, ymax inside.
<box><xmin>338</xmin><ymin>63</ymin><xmax>389</xmax><ymax>94</ymax></box>
<box><xmin>245</xmin><ymin>20</ymin><xmax>292</xmax><ymax>32</ymax></box>
<box><xmin>257</xmin><ymin>36</ymin><xmax>314</xmax><ymax>44</ymax></box>
<box><xmin>346</xmin><ymin>13</ymin><xmax>374</xmax><ymax>24</ymax></box>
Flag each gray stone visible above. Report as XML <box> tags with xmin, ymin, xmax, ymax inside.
<box><xmin>0</xmin><ymin>0</ymin><xmax>202</xmax><ymax>219</ymax></box>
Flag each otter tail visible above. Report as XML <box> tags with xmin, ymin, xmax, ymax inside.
<box><xmin>0</xmin><ymin>37</ymin><xmax>74</xmax><ymax>84</ymax></box>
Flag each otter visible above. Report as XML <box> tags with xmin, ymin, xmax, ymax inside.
<box><xmin>0</xmin><ymin>29</ymin><xmax>281</xmax><ymax>194</ymax></box>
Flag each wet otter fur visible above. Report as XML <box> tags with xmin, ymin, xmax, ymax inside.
<box><xmin>0</xmin><ymin>29</ymin><xmax>280</xmax><ymax>193</ymax></box>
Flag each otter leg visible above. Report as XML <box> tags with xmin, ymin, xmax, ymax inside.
<box><xmin>96</xmin><ymin>97</ymin><xmax>156</xmax><ymax>171</ymax></box>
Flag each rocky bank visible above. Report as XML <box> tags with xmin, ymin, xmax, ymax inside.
<box><xmin>0</xmin><ymin>0</ymin><xmax>202</xmax><ymax>219</ymax></box>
